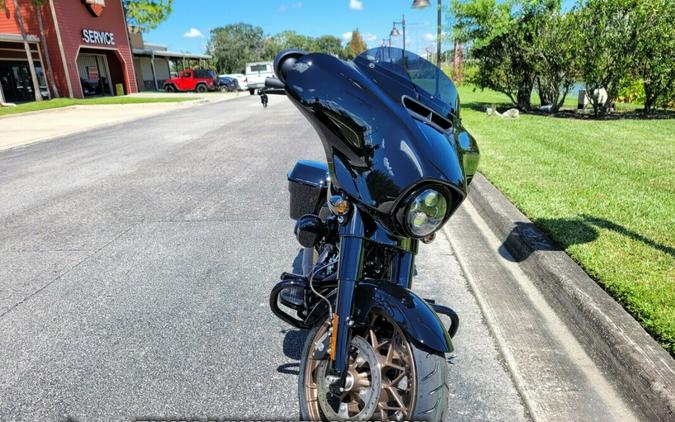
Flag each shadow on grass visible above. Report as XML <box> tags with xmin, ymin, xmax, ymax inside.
<box><xmin>500</xmin><ymin>215</ymin><xmax>674</xmax><ymax>262</ymax></box>
<box><xmin>462</xmin><ymin>101</ymin><xmax>675</xmax><ymax>120</ymax></box>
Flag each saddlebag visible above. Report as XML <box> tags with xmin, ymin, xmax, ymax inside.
<box><xmin>287</xmin><ymin>160</ymin><xmax>329</xmax><ymax>220</ymax></box>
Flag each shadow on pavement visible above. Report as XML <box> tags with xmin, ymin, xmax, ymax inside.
<box><xmin>276</xmin><ymin>249</ymin><xmax>309</xmax><ymax>376</ymax></box>
<box><xmin>277</xmin><ymin>329</ymin><xmax>308</xmax><ymax>376</ymax></box>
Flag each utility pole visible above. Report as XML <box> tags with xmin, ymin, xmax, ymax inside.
<box><xmin>412</xmin><ymin>0</ymin><xmax>442</xmax><ymax>67</ymax></box>
<box><xmin>457</xmin><ymin>41</ymin><xmax>463</xmax><ymax>82</ymax></box>
<box><xmin>391</xmin><ymin>15</ymin><xmax>406</xmax><ymax>55</ymax></box>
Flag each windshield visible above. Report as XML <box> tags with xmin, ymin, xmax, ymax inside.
<box><xmin>354</xmin><ymin>47</ymin><xmax>458</xmax><ymax>117</ymax></box>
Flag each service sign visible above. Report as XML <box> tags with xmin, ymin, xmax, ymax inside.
<box><xmin>83</xmin><ymin>0</ymin><xmax>105</xmax><ymax>17</ymax></box>
<box><xmin>82</xmin><ymin>29</ymin><xmax>115</xmax><ymax>45</ymax></box>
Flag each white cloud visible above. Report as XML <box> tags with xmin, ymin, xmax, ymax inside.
<box><xmin>279</xmin><ymin>2</ymin><xmax>302</xmax><ymax>13</ymax></box>
<box><xmin>424</xmin><ymin>32</ymin><xmax>435</xmax><ymax>41</ymax></box>
<box><xmin>364</xmin><ymin>33</ymin><xmax>378</xmax><ymax>42</ymax></box>
<box><xmin>349</xmin><ymin>0</ymin><xmax>363</xmax><ymax>11</ymax></box>
<box><xmin>342</xmin><ymin>31</ymin><xmax>353</xmax><ymax>41</ymax></box>
<box><xmin>183</xmin><ymin>28</ymin><xmax>204</xmax><ymax>39</ymax></box>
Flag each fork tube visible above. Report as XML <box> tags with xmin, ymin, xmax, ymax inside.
<box><xmin>331</xmin><ymin>208</ymin><xmax>365</xmax><ymax>376</ymax></box>
<box><xmin>392</xmin><ymin>250</ymin><xmax>415</xmax><ymax>288</ymax></box>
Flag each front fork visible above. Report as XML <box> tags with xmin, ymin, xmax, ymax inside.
<box><xmin>330</xmin><ymin>210</ymin><xmax>364</xmax><ymax>377</ymax></box>
<box><xmin>328</xmin><ymin>208</ymin><xmax>415</xmax><ymax>385</ymax></box>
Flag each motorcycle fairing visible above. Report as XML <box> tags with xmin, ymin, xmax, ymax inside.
<box><xmin>283</xmin><ymin>51</ymin><xmax>479</xmax><ymax>234</ymax></box>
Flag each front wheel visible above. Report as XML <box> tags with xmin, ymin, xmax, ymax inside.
<box><xmin>298</xmin><ymin>313</ymin><xmax>449</xmax><ymax>421</ymax></box>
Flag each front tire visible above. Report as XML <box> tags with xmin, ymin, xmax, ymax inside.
<box><xmin>298</xmin><ymin>313</ymin><xmax>449</xmax><ymax>421</ymax></box>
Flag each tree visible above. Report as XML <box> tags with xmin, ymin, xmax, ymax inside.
<box><xmin>633</xmin><ymin>0</ymin><xmax>675</xmax><ymax>113</ymax></box>
<box><xmin>573</xmin><ymin>0</ymin><xmax>638</xmax><ymax>116</ymax></box>
<box><xmin>122</xmin><ymin>0</ymin><xmax>173</xmax><ymax>32</ymax></box>
<box><xmin>266</xmin><ymin>32</ymin><xmax>346</xmax><ymax>59</ymax></box>
<box><xmin>530</xmin><ymin>9</ymin><xmax>577</xmax><ymax>112</ymax></box>
<box><xmin>207</xmin><ymin>23</ymin><xmax>265</xmax><ymax>73</ymax></box>
<box><xmin>315</xmin><ymin>35</ymin><xmax>344</xmax><ymax>57</ymax></box>
<box><xmin>346</xmin><ymin>29</ymin><xmax>367</xmax><ymax>59</ymax></box>
<box><xmin>272</xmin><ymin>30</ymin><xmax>317</xmax><ymax>52</ymax></box>
<box><xmin>452</xmin><ymin>0</ymin><xmax>561</xmax><ymax>111</ymax></box>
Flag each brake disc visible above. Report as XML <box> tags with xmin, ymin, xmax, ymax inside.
<box><xmin>316</xmin><ymin>335</ymin><xmax>382</xmax><ymax>420</ymax></box>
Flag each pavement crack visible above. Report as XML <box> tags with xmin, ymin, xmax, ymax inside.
<box><xmin>0</xmin><ymin>223</ymin><xmax>137</xmax><ymax>320</ymax></box>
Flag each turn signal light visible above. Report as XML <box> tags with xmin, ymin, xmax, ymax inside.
<box><xmin>329</xmin><ymin>195</ymin><xmax>350</xmax><ymax>216</ymax></box>
<box><xmin>422</xmin><ymin>233</ymin><xmax>436</xmax><ymax>243</ymax></box>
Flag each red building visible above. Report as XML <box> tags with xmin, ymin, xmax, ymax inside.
<box><xmin>0</xmin><ymin>0</ymin><xmax>138</xmax><ymax>102</ymax></box>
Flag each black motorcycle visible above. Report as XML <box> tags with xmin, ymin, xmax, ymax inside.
<box><xmin>267</xmin><ymin>46</ymin><xmax>479</xmax><ymax>420</ymax></box>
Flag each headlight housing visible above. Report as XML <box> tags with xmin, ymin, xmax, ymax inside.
<box><xmin>405</xmin><ymin>188</ymin><xmax>448</xmax><ymax>237</ymax></box>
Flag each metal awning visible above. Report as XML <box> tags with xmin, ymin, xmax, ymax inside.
<box><xmin>0</xmin><ymin>33</ymin><xmax>39</xmax><ymax>43</ymax></box>
<box><xmin>132</xmin><ymin>48</ymin><xmax>211</xmax><ymax>60</ymax></box>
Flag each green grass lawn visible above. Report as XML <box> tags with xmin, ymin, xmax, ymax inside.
<box><xmin>0</xmin><ymin>96</ymin><xmax>195</xmax><ymax>117</ymax></box>
<box><xmin>456</xmin><ymin>85</ymin><xmax>675</xmax><ymax>354</ymax></box>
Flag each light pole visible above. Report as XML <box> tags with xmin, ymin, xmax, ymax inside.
<box><xmin>390</xmin><ymin>15</ymin><xmax>406</xmax><ymax>56</ymax></box>
<box><xmin>411</xmin><ymin>0</ymin><xmax>441</xmax><ymax>67</ymax></box>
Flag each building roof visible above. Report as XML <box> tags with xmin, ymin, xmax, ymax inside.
<box><xmin>132</xmin><ymin>48</ymin><xmax>211</xmax><ymax>60</ymax></box>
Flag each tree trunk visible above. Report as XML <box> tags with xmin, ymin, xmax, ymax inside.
<box><xmin>13</xmin><ymin>0</ymin><xmax>42</xmax><ymax>102</ymax></box>
<box><xmin>554</xmin><ymin>87</ymin><xmax>569</xmax><ymax>113</ymax></box>
<box><xmin>516</xmin><ymin>83</ymin><xmax>532</xmax><ymax>111</ymax></box>
<box><xmin>35</xmin><ymin>2</ymin><xmax>58</xmax><ymax>98</ymax></box>
<box><xmin>536</xmin><ymin>77</ymin><xmax>551</xmax><ymax>106</ymax></box>
<box><xmin>643</xmin><ymin>82</ymin><xmax>655</xmax><ymax>115</ymax></box>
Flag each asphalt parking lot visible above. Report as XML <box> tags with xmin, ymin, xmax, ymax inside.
<box><xmin>0</xmin><ymin>95</ymin><xmax>529</xmax><ymax>421</ymax></box>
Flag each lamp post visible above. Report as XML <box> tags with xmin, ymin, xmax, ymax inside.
<box><xmin>390</xmin><ymin>15</ymin><xmax>406</xmax><ymax>55</ymax></box>
<box><xmin>411</xmin><ymin>0</ymin><xmax>441</xmax><ymax>67</ymax></box>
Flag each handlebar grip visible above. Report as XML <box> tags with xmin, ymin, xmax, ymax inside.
<box><xmin>265</xmin><ymin>77</ymin><xmax>285</xmax><ymax>90</ymax></box>
<box><xmin>274</xmin><ymin>49</ymin><xmax>306</xmax><ymax>83</ymax></box>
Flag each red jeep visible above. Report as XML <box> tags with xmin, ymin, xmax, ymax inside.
<box><xmin>163</xmin><ymin>68</ymin><xmax>218</xmax><ymax>93</ymax></box>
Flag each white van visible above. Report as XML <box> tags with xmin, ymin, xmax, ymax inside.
<box><xmin>245</xmin><ymin>61</ymin><xmax>274</xmax><ymax>94</ymax></box>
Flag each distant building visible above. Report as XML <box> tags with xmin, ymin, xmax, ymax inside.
<box><xmin>129</xmin><ymin>30</ymin><xmax>211</xmax><ymax>92</ymax></box>
<box><xmin>0</xmin><ymin>0</ymin><xmax>210</xmax><ymax>102</ymax></box>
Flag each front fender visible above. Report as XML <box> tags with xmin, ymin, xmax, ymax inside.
<box><xmin>353</xmin><ymin>280</ymin><xmax>453</xmax><ymax>353</ymax></box>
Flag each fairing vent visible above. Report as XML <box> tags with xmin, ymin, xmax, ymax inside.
<box><xmin>402</xmin><ymin>95</ymin><xmax>453</xmax><ymax>133</ymax></box>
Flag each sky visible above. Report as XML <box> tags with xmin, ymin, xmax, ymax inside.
<box><xmin>143</xmin><ymin>0</ymin><xmax>461</xmax><ymax>57</ymax></box>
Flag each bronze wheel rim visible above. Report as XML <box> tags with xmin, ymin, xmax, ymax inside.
<box><xmin>304</xmin><ymin>314</ymin><xmax>417</xmax><ymax>421</ymax></box>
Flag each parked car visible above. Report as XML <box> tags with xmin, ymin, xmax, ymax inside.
<box><xmin>220</xmin><ymin>73</ymin><xmax>248</xmax><ymax>91</ymax></box>
<box><xmin>218</xmin><ymin>76</ymin><xmax>239</xmax><ymax>92</ymax></box>
<box><xmin>163</xmin><ymin>68</ymin><xmax>218</xmax><ymax>93</ymax></box>
<box><xmin>245</xmin><ymin>61</ymin><xmax>274</xmax><ymax>95</ymax></box>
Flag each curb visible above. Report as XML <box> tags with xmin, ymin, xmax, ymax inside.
<box><xmin>468</xmin><ymin>172</ymin><xmax>675</xmax><ymax>421</ymax></box>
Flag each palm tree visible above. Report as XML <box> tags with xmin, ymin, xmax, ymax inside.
<box><xmin>11</xmin><ymin>0</ymin><xmax>43</xmax><ymax>101</ymax></box>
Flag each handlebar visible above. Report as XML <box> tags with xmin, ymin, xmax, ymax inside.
<box><xmin>265</xmin><ymin>77</ymin><xmax>285</xmax><ymax>90</ymax></box>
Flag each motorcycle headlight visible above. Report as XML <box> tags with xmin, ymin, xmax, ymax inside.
<box><xmin>405</xmin><ymin>188</ymin><xmax>448</xmax><ymax>237</ymax></box>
